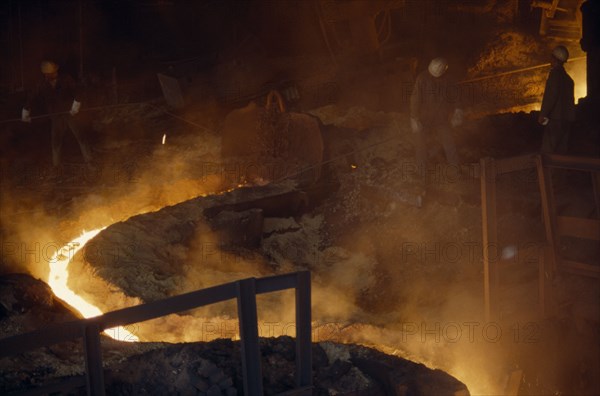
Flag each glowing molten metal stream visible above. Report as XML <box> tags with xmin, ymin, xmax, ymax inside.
<box><xmin>48</xmin><ymin>228</ymin><xmax>139</xmax><ymax>342</ymax></box>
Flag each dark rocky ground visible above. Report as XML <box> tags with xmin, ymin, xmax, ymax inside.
<box><xmin>0</xmin><ymin>274</ymin><xmax>469</xmax><ymax>396</ymax></box>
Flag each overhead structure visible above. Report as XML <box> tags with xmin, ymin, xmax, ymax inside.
<box><xmin>531</xmin><ymin>0</ymin><xmax>583</xmax><ymax>39</ymax></box>
<box><xmin>315</xmin><ymin>0</ymin><xmax>406</xmax><ymax>61</ymax></box>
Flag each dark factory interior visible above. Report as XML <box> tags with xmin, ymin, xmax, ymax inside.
<box><xmin>1</xmin><ymin>1</ymin><xmax>599</xmax><ymax>395</ymax></box>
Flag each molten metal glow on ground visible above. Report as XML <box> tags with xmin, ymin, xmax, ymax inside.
<box><xmin>48</xmin><ymin>228</ymin><xmax>139</xmax><ymax>342</ymax></box>
<box><xmin>44</xmin><ymin>223</ymin><xmax>488</xmax><ymax>392</ymax></box>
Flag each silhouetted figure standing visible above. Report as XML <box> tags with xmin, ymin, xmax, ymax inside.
<box><xmin>21</xmin><ymin>60</ymin><xmax>93</xmax><ymax>170</ymax></box>
<box><xmin>410</xmin><ymin>57</ymin><xmax>463</xmax><ymax>179</ymax></box>
<box><xmin>538</xmin><ymin>46</ymin><xmax>576</xmax><ymax>154</ymax></box>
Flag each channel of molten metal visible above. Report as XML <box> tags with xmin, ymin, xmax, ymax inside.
<box><xmin>48</xmin><ymin>228</ymin><xmax>139</xmax><ymax>342</ymax></box>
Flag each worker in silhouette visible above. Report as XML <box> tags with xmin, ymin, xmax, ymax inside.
<box><xmin>410</xmin><ymin>57</ymin><xmax>463</xmax><ymax>184</ymax></box>
<box><xmin>538</xmin><ymin>46</ymin><xmax>576</xmax><ymax>154</ymax></box>
<box><xmin>21</xmin><ymin>60</ymin><xmax>93</xmax><ymax>173</ymax></box>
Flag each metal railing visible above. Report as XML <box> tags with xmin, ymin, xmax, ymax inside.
<box><xmin>0</xmin><ymin>271</ymin><xmax>312</xmax><ymax>396</ymax></box>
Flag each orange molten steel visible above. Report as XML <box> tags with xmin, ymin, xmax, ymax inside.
<box><xmin>48</xmin><ymin>228</ymin><xmax>139</xmax><ymax>342</ymax></box>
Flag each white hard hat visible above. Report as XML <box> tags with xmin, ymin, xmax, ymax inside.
<box><xmin>40</xmin><ymin>60</ymin><xmax>59</xmax><ymax>74</ymax></box>
<box><xmin>428</xmin><ymin>57</ymin><xmax>448</xmax><ymax>78</ymax></box>
<box><xmin>551</xmin><ymin>46</ymin><xmax>569</xmax><ymax>63</ymax></box>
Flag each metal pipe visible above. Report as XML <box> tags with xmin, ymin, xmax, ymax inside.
<box><xmin>0</xmin><ymin>102</ymin><xmax>144</xmax><ymax>125</ymax></box>
<box><xmin>460</xmin><ymin>55</ymin><xmax>587</xmax><ymax>84</ymax></box>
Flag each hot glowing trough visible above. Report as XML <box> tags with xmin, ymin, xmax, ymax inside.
<box><xmin>48</xmin><ymin>228</ymin><xmax>139</xmax><ymax>342</ymax></box>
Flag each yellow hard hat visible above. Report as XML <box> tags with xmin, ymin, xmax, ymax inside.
<box><xmin>40</xmin><ymin>60</ymin><xmax>59</xmax><ymax>74</ymax></box>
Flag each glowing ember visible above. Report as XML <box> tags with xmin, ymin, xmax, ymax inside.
<box><xmin>48</xmin><ymin>228</ymin><xmax>139</xmax><ymax>342</ymax></box>
<box><xmin>162</xmin><ymin>133</ymin><xmax>167</xmax><ymax>145</ymax></box>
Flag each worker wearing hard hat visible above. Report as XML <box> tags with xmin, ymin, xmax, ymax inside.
<box><xmin>410</xmin><ymin>57</ymin><xmax>463</xmax><ymax>180</ymax></box>
<box><xmin>21</xmin><ymin>60</ymin><xmax>93</xmax><ymax>170</ymax></box>
<box><xmin>538</xmin><ymin>46</ymin><xmax>576</xmax><ymax>153</ymax></box>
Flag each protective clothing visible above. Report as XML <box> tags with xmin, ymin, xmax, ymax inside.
<box><xmin>540</xmin><ymin>63</ymin><xmax>575</xmax><ymax>153</ymax></box>
<box><xmin>410</xmin><ymin>65</ymin><xmax>461</xmax><ymax>174</ymax></box>
<box><xmin>551</xmin><ymin>46</ymin><xmax>569</xmax><ymax>63</ymax></box>
<box><xmin>428</xmin><ymin>57</ymin><xmax>448</xmax><ymax>78</ymax></box>
<box><xmin>415</xmin><ymin>125</ymin><xmax>458</xmax><ymax>174</ymax></box>
<box><xmin>70</xmin><ymin>100</ymin><xmax>81</xmax><ymax>116</ymax></box>
<box><xmin>540</xmin><ymin>65</ymin><xmax>576</xmax><ymax>121</ymax></box>
<box><xmin>26</xmin><ymin>73</ymin><xmax>80</xmax><ymax>114</ymax></box>
<box><xmin>410</xmin><ymin>69</ymin><xmax>460</xmax><ymax>126</ymax></box>
<box><xmin>21</xmin><ymin>108</ymin><xmax>31</xmax><ymax>123</ymax></box>
<box><xmin>410</xmin><ymin>118</ymin><xmax>423</xmax><ymax>133</ymax></box>
<box><xmin>51</xmin><ymin>116</ymin><xmax>92</xmax><ymax>167</ymax></box>
<box><xmin>40</xmin><ymin>60</ymin><xmax>59</xmax><ymax>74</ymax></box>
<box><xmin>450</xmin><ymin>108</ymin><xmax>464</xmax><ymax>127</ymax></box>
<box><xmin>23</xmin><ymin>72</ymin><xmax>92</xmax><ymax>167</ymax></box>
